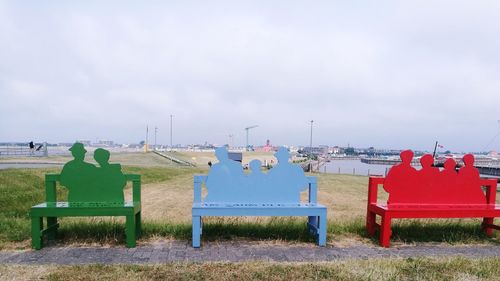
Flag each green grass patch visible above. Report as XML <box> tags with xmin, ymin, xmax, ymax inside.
<box><xmin>198</xmin><ymin>217</ymin><xmax>315</xmax><ymax>242</ymax></box>
<box><xmin>51</xmin><ymin>218</ymin><xmax>314</xmax><ymax>245</ymax></box>
<box><xmin>4</xmin><ymin>257</ymin><xmax>499</xmax><ymax>281</ymax></box>
<box><xmin>330</xmin><ymin>217</ymin><xmax>499</xmax><ymax>245</ymax></box>
<box><xmin>390</xmin><ymin>219</ymin><xmax>500</xmax><ymax>245</ymax></box>
<box><xmin>0</xmin><ymin>168</ymin><xmax>61</xmax><ymax>217</ymax></box>
<box><xmin>40</xmin><ymin>217</ymin><xmax>500</xmax><ymax>247</ymax></box>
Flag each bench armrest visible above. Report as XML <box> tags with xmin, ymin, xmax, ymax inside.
<box><xmin>194</xmin><ymin>175</ymin><xmax>207</xmax><ymax>204</ymax></box>
<box><xmin>307</xmin><ymin>176</ymin><xmax>318</xmax><ymax>204</ymax></box>
<box><xmin>480</xmin><ymin>178</ymin><xmax>498</xmax><ymax>204</ymax></box>
<box><xmin>125</xmin><ymin>174</ymin><xmax>141</xmax><ymax>203</ymax></box>
<box><xmin>368</xmin><ymin>176</ymin><xmax>385</xmax><ymax>205</ymax></box>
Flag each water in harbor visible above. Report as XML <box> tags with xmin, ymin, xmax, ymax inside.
<box><xmin>322</xmin><ymin>159</ymin><xmax>499</xmax><ymax>178</ymax></box>
<box><xmin>323</xmin><ymin>160</ymin><xmax>394</xmax><ymax>176</ymax></box>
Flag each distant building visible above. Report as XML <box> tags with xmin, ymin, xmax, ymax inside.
<box><xmin>97</xmin><ymin>140</ymin><xmax>114</xmax><ymax>147</ymax></box>
<box><xmin>127</xmin><ymin>143</ymin><xmax>143</xmax><ymax>149</ymax></box>
<box><xmin>302</xmin><ymin>146</ymin><xmax>328</xmax><ymax>155</ymax></box>
<box><xmin>330</xmin><ymin>146</ymin><xmax>343</xmax><ymax>155</ymax></box>
<box><xmin>76</xmin><ymin>140</ymin><xmax>91</xmax><ymax>146</ymax></box>
<box><xmin>255</xmin><ymin>139</ymin><xmax>274</xmax><ymax>152</ymax></box>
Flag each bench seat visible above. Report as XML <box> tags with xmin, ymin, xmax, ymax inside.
<box><xmin>31</xmin><ymin>202</ymin><xmax>140</xmax><ymax>216</ymax></box>
<box><xmin>193</xmin><ymin>203</ymin><xmax>326</xmax><ymax>217</ymax></box>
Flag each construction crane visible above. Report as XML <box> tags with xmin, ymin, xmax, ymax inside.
<box><xmin>245</xmin><ymin>125</ymin><xmax>258</xmax><ymax>151</ymax></box>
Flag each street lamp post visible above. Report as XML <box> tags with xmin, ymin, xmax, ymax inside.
<box><xmin>145</xmin><ymin>125</ymin><xmax>149</xmax><ymax>152</ymax></box>
<box><xmin>309</xmin><ymin>120</ymin><xmax>314</xmax><ymax>158</ymax></box>
<box><xmin>170</xmin><ymin>115</ymin><xmax>173</xmax><ymax>149</ymax></box>
<box><xmin>154</xmin><ymin>126</ymin><xmax>157</xmax><ymax>151</ymax></box>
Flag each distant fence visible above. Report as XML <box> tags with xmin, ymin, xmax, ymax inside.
<box><xmin>0</xmin><ymin>144</ymin><xmax>48</xmax><ymax>157</ymax></box>
<box><xmin>476</xmin><ymin>166</ymin><xmax>500</xmax><ymax>177</ymax></box>
<box><xmin>153</xmin><ymin>151</ymin><xmax>196</xmax><ymax>167</ymax></box>
<box><xmin>326</xmin><ymin>166</ymin><xmax>389</xmax><ymax>177</ymax></box>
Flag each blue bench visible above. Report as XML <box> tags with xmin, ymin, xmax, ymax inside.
<box><xmin>191</xmin><ymin>147</ymin><xmax>327</xmax><ymax>247</ymax></box>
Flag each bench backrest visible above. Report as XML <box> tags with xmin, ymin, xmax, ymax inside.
<box><xmin>194</xmin><ymin>175</ymin><xmax>318</xmax><ymax>204</ymax></box>
<box><xmin>45</xmin><ymin>173</ymin><xmax>141</xmax><ymax>204</ymax></box>
<box><xmin>372</xmin><ymin>150</ymin><xmax>497</xmax><ymax>205</ymax></box>
<box><xmin>194</xmin><ymin>146</ymin><xmax>317</xmax><ymax>204</ymax></box>
<box><xmin>46</xmin><ymin>142</ymin><xmax>141</xmax><ymax>204</ymax></box>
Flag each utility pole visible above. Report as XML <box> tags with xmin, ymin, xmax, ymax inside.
<box><xmin>154</xmin><ymin>126</ymin><xmax>158</xmax><ymax>151</ymax></box>
<box><xmin>228</xmin><ymin>134</ymin><xmax>234</xmax><ymax>149</ymax></box>
<box><xmin>245</xmin><ymin>125</ymin><xmax>258</xmax><ymax>151</ymax></box>
<box><xmin>145</xmin><ymin>125</ymin><xmax>149</xmax><ymax>152</ymax></box>
<box><xmin>170</xmin><ymin>115</ymin><xmax>173</xmax><ymax>149</ymax></box>
<box><xmin>309</xmin><ymin>120</ymin><xmax>314</xmax><ymax>158</ymax></box>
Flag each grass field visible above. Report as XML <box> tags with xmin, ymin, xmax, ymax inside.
<box><xmin>2</xmin><ymin>257</ymin><xmax>500</xmax><ymax>281</ymax></box>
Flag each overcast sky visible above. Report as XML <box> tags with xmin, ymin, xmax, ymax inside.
<box><xmin>1</xmin><ymin>1</ymin><xmax>499</xmax><ymax>152</ymax></box>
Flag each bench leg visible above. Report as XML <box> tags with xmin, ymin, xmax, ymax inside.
<box><xmin>135</xmin><ymin>211</ymin><xmax>142</xmax><ymax>237</ymax></box>
<box><xmin>380</xmin><ymin>215</ymin><xmax>392</xmax><ymax>248</ymax></box>
<box><xmin>318</xmin><ymin>211</ymin><xmax>327</xmax><ymax>246</ymax></box>
<box><xmin>31</xmin><ymin>216</ymin><xmax>43</xmax><ymax>250</ymax></box>
<box><xmin>483</xmin><ymin>217</ymin><xmax>494</xmax><ymax>236</ymax></box>
<box><xmin>47</xmin><ymin>217</ymin><xmax>58</xmax><ymax>241</ymax></box>
<box><xmin>366</xmin><ymin>210</ymin><xmax>377</xmax><ymax>237</ymax></box>
<box><xmin>308</xmin><ymin>216</ymin><xmax>318</xmax><ymax>234</ymax></box>
<box><xmin>126</xmin><ymin>215</ymin><xmax>136</xmax><ymax>248</ymax></box>
<box><xmin>192</xmin><ymin>216</ymin><xmax>201</xmax><ymax>248</ymax></box>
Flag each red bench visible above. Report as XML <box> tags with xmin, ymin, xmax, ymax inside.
<box><xmin>366</xmin><ymin>150</ymin><xmax>500</xmax><ymax>247</ymax></box>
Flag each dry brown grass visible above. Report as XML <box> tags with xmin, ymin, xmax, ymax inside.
<box><xmin>137</xmin><ymin>170</ymin><xmax>373</xmax><ymax>223</ymax></box>
<box><xmin>141</xmin><ymin>181</ymin><xmax>194</xmax><ymax>222</ymax></box>
<box><xmin>0</xmin><ymin>265</ymin><xmax>53</xmax><ymax>281</ymax></box>
<box><xmin>0</xmin><ymin>151</ymin><xmax>179</xmax><ymax>167</ymax></box>
<box><xmin>111</xmin><ymin>152</ymin><xmax>181</xmax><ymax>167</ymax></box>
<box><xmin>2</xmin><ymin>257</ymin><xmax>500</xmax><ymax>281</ymax></box>
<box><xmin>130</xmin><ymin>154</ymin><xmax>374</xmax><ymax>223</ymax></box>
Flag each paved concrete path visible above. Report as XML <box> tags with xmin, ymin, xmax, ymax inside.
<box><xmin>1</xmin><ymin>241</ymin><xmax>499</xmax><ymax>264</ymax></box>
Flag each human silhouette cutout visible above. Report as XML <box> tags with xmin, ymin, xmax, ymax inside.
<box><xmin>243</xmin><ymin>159</ymin><xmax>269</xmax><ymax>203</ymax></box>
<box><xmin>267</xmin><ymin>147</ymin><xmax>308</xmax><ymax>203</ymax></box>
<box><xmin>439</xmin><ymin>158</ymin><xmax>459</xmax><ymax>203</ymax></box>
<box><xmin>247</xmin><ymin>160</ymin><xmax>266</xmax><ymax>185</ymax></box>
<box><xmin>204</xmin><ymin>146</ymin><xmax>244</xmax><ymax>202</ymax></box>
<box><xmin>383</xmin><ymin>150</ymin><xmax>417</xmax><ymax>204</ymax></box>
<box><xmin>60</xmin><ymin>143</ymin><xmax>97</xmax><ymax>203</ymax></box>
<box><xmin>94</xmin><ymin>148</ymin><xmax>127</xmax><ymax>203</ymax></box>
<box><xmin>417</xmin><ymin>154</ymin><xmax>440</xmax><ymax>202</ymax></box>
<box><xmin>383</xmin><ymin>150</ymin><xmax>488</xmax><ymax>206</ymax></box>
<box><xmin>457</xmin><ymin>154</ymin><xmax>486</xmax><ymax>204</ymax></box>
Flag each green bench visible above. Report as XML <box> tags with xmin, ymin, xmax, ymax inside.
<box><xmin>30</xmin><ymin>143</ymin><xmax>142</xmax><ymax>249</ymax></box>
